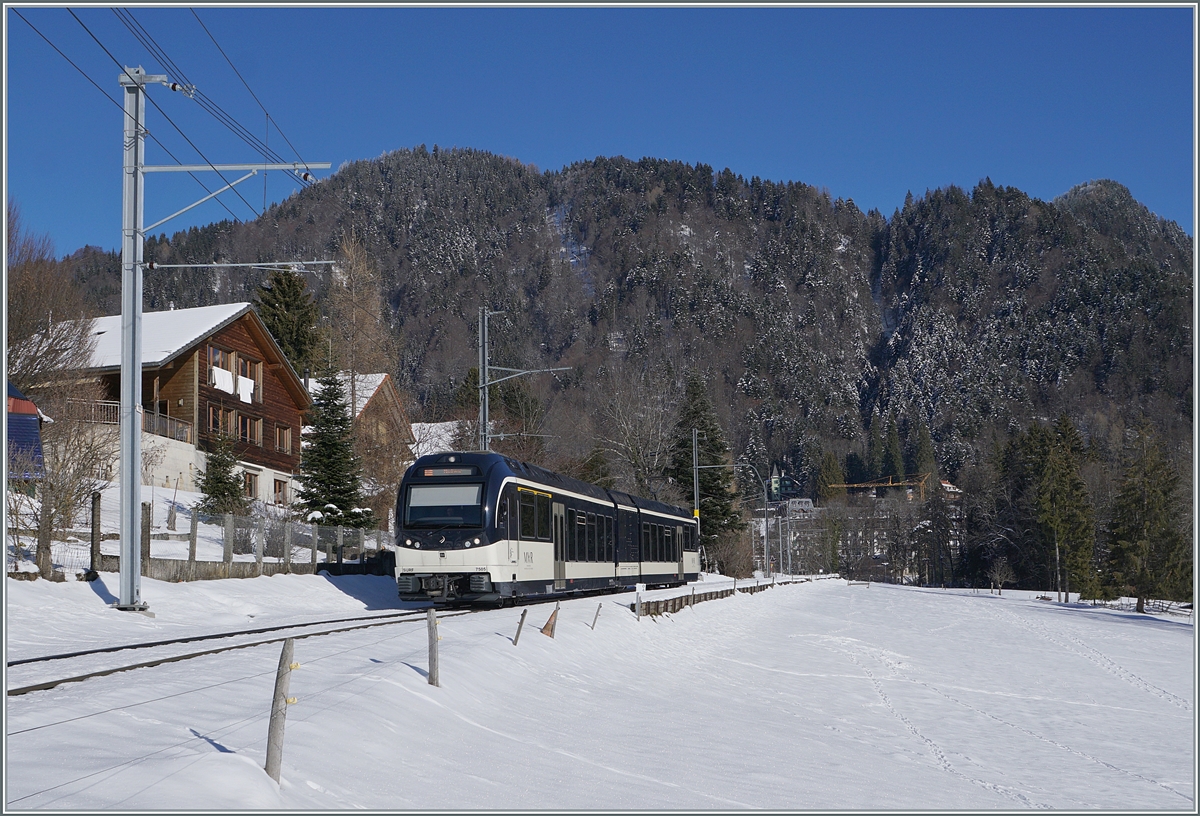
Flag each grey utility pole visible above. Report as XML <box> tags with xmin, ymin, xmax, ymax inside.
<box><xmin>115</xmin><ymin>66</ymin><xmax>329</xmax><ymax>611</ymax></box>
<box><xmin>476</xmin><ymin>306</ymin><xmax>569</xmax><ymax>451</ymax></box>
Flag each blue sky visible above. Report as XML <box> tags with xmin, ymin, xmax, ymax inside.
<box><xmin>5</xmin><ymin>5</ymin><xmax>1195</xmax><ymax>256</ymax></box>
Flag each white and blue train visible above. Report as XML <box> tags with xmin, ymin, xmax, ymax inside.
<box><xmin>394</xmin><ymin>451</ymin><xmax>700</xmax><ymax>604</ymax></box>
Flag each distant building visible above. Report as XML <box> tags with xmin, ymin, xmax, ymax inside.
<box><xmin>7</xmin><ymin>381</ymin><xmax>46</xmax><ymax>482</ymax></box>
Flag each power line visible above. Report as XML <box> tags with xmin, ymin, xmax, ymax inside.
<box><xmin>191</xmin><ymin>9</ymin><xmax>317</xmax><ymax>179</ymax></box>
<box><xmin>10</xmin><ymin>8</ymin><xmax>242</xmax><ymax>225</ymax></box>
<box><xmin>112</xmin><ymin>7</ymin><xmax>315</xmax><ymax>190</ymax></box>
<box><xmin>68</xmin><ymin>8</ymin><xmax>261</xmax><ymax>222</ymax></box>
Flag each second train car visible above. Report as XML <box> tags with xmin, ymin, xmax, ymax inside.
<box><xmin>394</xmin><ymin>451</ymin><xmax>700</xmax><ymax>604</ymax></box>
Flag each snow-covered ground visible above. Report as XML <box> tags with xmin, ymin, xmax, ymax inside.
<box><xmin>4</xmin><ymin>575</ymin><xmax>1194</xmax><ymax>810</ymax></box>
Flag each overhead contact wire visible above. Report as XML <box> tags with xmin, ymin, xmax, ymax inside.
<box><xmin>12</xmin><ymin>8</ymin><xmax>242</xmax><ymax>224</ymax></box>
<box><xmin>69</xmin><ymin>8</ymin><xmax>262</xmax><ymax>221</ymax></box>
<box><xmin>191</xmin><ymin>8</ymin><xmax>318</xmax><ymax>178</ymax></box>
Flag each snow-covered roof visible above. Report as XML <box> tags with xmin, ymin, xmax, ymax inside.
<box><xmin>305</xmin><ymin>372</ymin><xmax>389</xmax><ymax>418</ymax></box>
<box><xmin>87</xmin><ymin>303</ymin><xmax>251</xmax><ymax>370</ymax></box>
<box><xmin>409</xmin><ymin>421</ymin><xmax>462</xmax><ymax>458</ymax></box>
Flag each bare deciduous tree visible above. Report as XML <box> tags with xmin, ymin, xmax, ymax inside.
<box><xmin>32</xmin><ymin>383</ymin><xmax>117</xmax><ymax>577</ymax></box>
<box><xmin>595</xmin><ymin>359</ymin><xmax>681</xmax><ymax>496</ymax></box>
<box><xmin>6</xmin><ymin>201</ymin><xmax>96</xmax><ymax>394</ymax></box>
<box><xmin>987</xmin><ymin>555</ymin><xmax>1015</xmax><ymax>595</ymax></box>
<box><xmin>327</xmin><ymin>233</ymin><xmax>397</xmax><ymax>412</ymax></box>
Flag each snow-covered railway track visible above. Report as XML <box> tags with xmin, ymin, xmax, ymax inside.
<box><xmin>6</xmin><ymin>608</ymin><xmax>475</xmax><ymax>697</ymax></box>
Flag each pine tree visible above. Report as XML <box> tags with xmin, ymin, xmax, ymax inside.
<box><xmin>1107</xmin><ymin>426</ymin><xmax>1190</xmax><ymax>612</ymax></box>
<box><xmin>814</xmin><ymin>451</ymin><xmax>846</xmax><ymax>504</ymax></box>
<box><xmin>254</xmin><ymin>267</ymin><xmax>321</xmax><ymax>374</ymax></box>
<box><xmin>196</xmin><ymin>433</ymin><xmax>249</xmax><ymax>516</ymax></box>
<box><xmin>883</xmin><ymin>417</ymin><xmax>904</xmax><ymax>478</ymax></box>
<box><xmin>297</xmin><ymin>369</ymin><xmax>370</xmax><ymax>527</ymax></box>
<box><xmin>665</xmin><ymin>373</ymin><xmax>742</xmax><ymax>535</ymax></box>
<box><xmin>908</xmin><ymin>419</ymin><xmax>937</xmax><ymax>479</ymax></box>
<box><xmin>865</xmin><ymin>414</ymin><xmax>884</xmax><ymax>479</ymax></box>
<box><xmin>1036</xmin><ymin>442</ymin><xmax>1095</xmax><ymax>601</ymax></box>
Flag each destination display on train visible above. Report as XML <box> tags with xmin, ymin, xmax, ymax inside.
<box><xmin>423</xmin><ymin>467</ymin><xmax>475</xmax><ymax>476</ymax></box>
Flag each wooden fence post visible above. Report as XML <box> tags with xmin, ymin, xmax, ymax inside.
<box><xmin>223</xmin><ymin>514</ymin><xmax>234</xmax><ymax>564</ymax></box>
<box><xmin>513</xmin><ymin>608</ymin><xmax>528</xmax><ymax>645</ymax></box>
<box><xmin>90</xmin><ymin>491</ymin><xmax>101</xmax><ymax>573</ymax></box>
<box><xmin>427</xmin><ymin>608</ymin><xmax>440</xmax><ymax>687</ymax></box>
<box><xmin>283</xmin><ymin>522</ymin><xmax>292</xmax><ymax>571</ymax></box>
<box><xmin>264</xmin><ymin>638</ymin><xmax>297</xmax><ymax>783</ymax></box>
<box><xmin>310</xmin><ymin>524</ymin><xmax>319</xmax><ymax>566</ymax></box>
<box><xmin>140</xmin><ymin>503</ymin><xmax>151</xmax><ymax>575</ymax></box>
<box><xmin>255</xmin><ymin>517</ymin><xmax>265</xmax><ymax>575</ymax></box>
<box><xmin>187</xmin><ymin>509</ymin><xmax>198</xmax><ymax>564</ymax></box>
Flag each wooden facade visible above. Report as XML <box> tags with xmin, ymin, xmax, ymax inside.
<box><xmin>89</xmin><ymin>306</ymin><xmax>311</xmax><ymax>503</ymax></box>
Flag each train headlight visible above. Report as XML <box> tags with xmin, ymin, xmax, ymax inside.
<box><xmin>414</xmin><ymin>542</ymin><xmax>421</xmax><ymax>549</ymax></box>
<box><xmin>405</xmin><ymin>539</ymin><xmax>412</xmax><ymax>547</ymax></box>
<box><xmin>464</xmin><ymin>540</ymin><xmax>471</xmax><ymax>548</ymax></box>
<box><xmin>473</xmin><ymin>538</ymin><xmax>481</xmax><ymax>545</ymax></box>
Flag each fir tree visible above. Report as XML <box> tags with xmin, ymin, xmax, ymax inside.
<box><xmin>908</xmin><ymin>419</ymin><xmax>937</xmax><ymax>479</ymax></box>
<box><xmin>814</xmin><ymin>451</ymin><xmax>846</xmax><ymax>504</ymax></box>
<box><xmin>1037</xmin><ymin>432</ymin><xmax>1096</xmax><ymax>601</ymax></box>
<box><xmin>1107</xmin><ymin>426</ymin><xmax>1190</xmax><ymax>612</ymax></box>
<box><xmin>196</xmin><ymin>433</ymin><xmax>249</xmax><ymax>516</ymax></box>
<box><xmin>254</xmin><ymin>267</ymin><xmax>321</xmax><ymax>374</ymax></box>
<box><xmin>297</xmin><ymin>369</ymin><xmax>370</xmax><ymax>527</ymax></box>
<box><xmin>865</xmin><ymin>414</ymin><xmax>884</xmax><ymax>479</ymax></box>
<box><xmin>883</xmin><ymin>416</ymin><xmax>905</xmax><ymax>480</ymax></box>
<box><xmin>665</xmin><ymin>373</ymin><xmax>742</xmax><ymax>535</ymax></box>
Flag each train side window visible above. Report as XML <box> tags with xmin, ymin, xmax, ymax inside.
<box><xmin>641</xmin><ymin>523</ymin><xmax>649</xmax><ymax>561</ymax></box>
<box><xmin>536</xmin><ymin>494</ymin><xmax>551</xmax><ymax>540</ymax></box>
<box><xmin>576</xmin><ymin>511</ymin><xmax>587</xmax><ymax>561</ymax></box>
<box><xmin>604</xmin><ymin>516</ymin><xmax>613</xmax><ymax>561</ymax></box>
<box><xmin>566</xmin><ymin>509</ymin><xmax>575</xmax><ymax>560</ymax></box>
<box><xmin>587</xmin><ymin>512</ymin><xmax>597</xmax><ymax>561</ymax></box>
<box><xmin>519</xmin><ymin>492</ymin><xmax>536</xmax><ymax>539</ymax></box>
<box><xmin>498</xmin><ymin>497</ymin><xmax>509</xmax><ymax>536</ymax></box>
<box><xmin>664</xmin><ymin>527</ymin><xmax>673</xmax><ymax>562</ymax></box>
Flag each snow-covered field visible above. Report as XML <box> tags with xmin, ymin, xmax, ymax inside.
<box><xmin>4</xmin><ymin>574</ymin><xmax>1195</xmax><ymax>810</ymax></box>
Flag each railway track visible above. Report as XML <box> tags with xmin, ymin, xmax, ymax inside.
<box><xmin>6</xmin><ymin>607</ymin><xmax>476</xmax><ymax>698</ymax></box>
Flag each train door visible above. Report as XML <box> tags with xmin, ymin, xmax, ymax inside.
<box><xmin>676</xmin><ymin>525</ymin><xmax>686</xmax><ymax>581</ymax></box>
<box><xmin>553</xmin><ymin>502</ymin><xmax>566</xmax><ymax>590</ymax></box>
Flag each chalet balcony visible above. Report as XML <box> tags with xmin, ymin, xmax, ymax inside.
<box><xmin>68</xmin><ymin>399</ymin><xmax>193</xmax><ymax>445</ymax></box>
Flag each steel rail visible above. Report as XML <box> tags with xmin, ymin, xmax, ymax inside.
<box><xmin>7</xmin><ymin>610</ymin><xmax>474</xmax><ymax>697</ymax></box>
<box><xmin>7</xmin><ymin>609</ymin><xmax>432</xmax><ymax>667</ymax></box>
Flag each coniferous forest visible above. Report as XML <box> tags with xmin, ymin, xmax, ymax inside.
<box><xmin>44</xmin><ymin>147</ymin><xmax>1193</xmax><ymax>598</ymax></box>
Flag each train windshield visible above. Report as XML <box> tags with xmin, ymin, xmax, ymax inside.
<box><xmin>404</xmin><ymin>483</ymin><xmax>483</xmax><ymax>528</ymax></box>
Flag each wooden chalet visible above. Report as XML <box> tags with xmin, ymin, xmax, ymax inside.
<box><xmin>305</xmin><ymin>372</ymin><xmax>416</xmax><ymax>524</ymax></box>
<box><xmin>77</xmin><ymin>303</ymin><xmax>311</xmax><ymax>504</ymax></box>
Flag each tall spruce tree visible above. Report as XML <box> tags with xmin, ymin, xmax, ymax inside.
<box><xmin>814</xmin><ymin>451</ymin><xmax>846</xmax><ymax>504</ymax></box>
<box><xmin>1036</xmin><ymin>442</ymin><xmax>1095</xmax><ymax>601</ymax></box>
<box><xmin>1106</xmin><ymin>426</ymin><xmax>1190</xmax><ymax>613</ymax></box>
<box><xmin>297</xmin><ymin>369</ymin><xmax>370</xmax><ymax>527</ymax></box>
<box><xmin>665</xmin><ymin>373</ymin><xmax>742</xmax><ymax>535</ymax></box>
<box><xmin>883</xmin><ymin>416</ymin><xmax>905</xmax><ymax>481</ymax></box>
<box><xmin>254</xmin><ymin>267</ymin><xmax>321</xmax><ymax>374</ymax></box>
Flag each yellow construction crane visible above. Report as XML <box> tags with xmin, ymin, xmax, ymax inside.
<box><xmin>829</xmin><ymin>473</ymin><xmax>933</xmax><ymax>501</ymax></box>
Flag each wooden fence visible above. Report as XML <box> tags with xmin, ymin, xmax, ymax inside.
<box><xmin>631</xmin><ymin>577</ymin><xmax>806</xmax><ymax>616</ymax></box>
